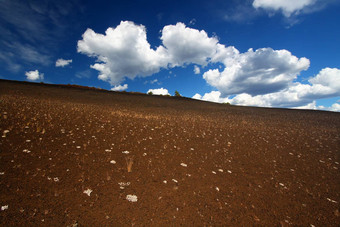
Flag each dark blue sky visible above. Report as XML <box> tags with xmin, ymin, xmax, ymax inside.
<box><xmin>1</xmin><ymin>0</ymin><xmax>339</xmax><ymax>111</ymax></box>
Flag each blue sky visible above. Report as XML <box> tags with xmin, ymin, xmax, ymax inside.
<box><xmin>1</xmin><ymin>0</ymin><xmax>340</xmax><ymax>111</ymax></box>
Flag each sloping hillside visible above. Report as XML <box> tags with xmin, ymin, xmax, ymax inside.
<box><xmin>1</xmin><ymin>79</ymin><xmax>339</xmax><ymax>226</ymax></box>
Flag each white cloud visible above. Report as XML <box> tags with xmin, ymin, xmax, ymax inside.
<box><xmin>194</xmin><ymin>65</ymin><xmax>200</xmax><ymax>74</ymax></box>
<box><xmin>161</xmin><ymin>22</ymin><xmax>219</xmax><ymax>67</ymax></box>
<box><xmin>111</xmin><ymin>84</ymin><xmax>128</xmax><ymax>91</ymax></box>
<box><xmin>204</xmin><ymin>48</ymin><xmax>310</xmax><ymax>96</ymax></box>
<box><xmin>192</xmin><ymin>91</ymin><xmax>232</xmax><ymax>103</ymax></box>
<box><xmin>195</xmin><ymin>67</ymin><xmax>340</xmax><ymax>111</ymax></box>
<box><xmin>25</xmin><ymin>70</ymin><xmax>44</xmax><ymax>81</ymax></box>
<box><xmin>294</xmin><ymin>101</ymin><xmax>340</xmax><ymax>112</ymax></box>
<box><xmin>147</xmin><ymin>88</ymin><xmax>170</xmax><ymax>95</ymax></box>
<box><xmin>329</xmin><ymin>103</ymin><xmax>340</xmax><ymax>112</ymax></box>
<box><xmin>253</xmin><ymin>0</ymin><xmax>317</xmax><ymax>16</ymax></box>
<box><xmin>77</xmin><ymin>21</ymin><xmax>339</xmax><ymax>111</ymax></box>
<box><xmin>56</xmin><ymin>58</ymin><xmax>72</xmax><ymax>67</ymax></box>
<box><xmin>77</xmin><ymin>21</ymin><xmax>221</xmax><ymax>85</ymax></box>
<box><xmin>151</xmin><ymin>79</ymin><xmax>158</xmax><ymax>84</ymax></box>
<box><xmin>77</xmin><ymin>21</ymin><xmax>169</xmax><ymax>85</ymax></box>
<box><xmin>192</xmin><ymin>93</ymin><xmax>202</xmax><ymax>100</ymax></box>
<box><xmin>308</xmin><ymin>67</ymin><xmax>340</xmax><ymax>95</ymax></box>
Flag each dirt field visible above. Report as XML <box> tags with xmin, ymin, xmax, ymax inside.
<box><xmin>1</xmin><ymin>79</ymin><xmax>339</xmax><ymax>226</ymax></box>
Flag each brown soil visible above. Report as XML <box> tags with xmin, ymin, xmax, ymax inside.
<box><xmin>0</xmin><ymin>79</ymin><xmax>339</xmax><ymax>226</ymax></box>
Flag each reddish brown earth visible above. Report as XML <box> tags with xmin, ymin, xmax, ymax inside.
<box><xmin>0</xmin><ymin>79</ymin><xmax>339</xmax><ymax>226</ymax></box>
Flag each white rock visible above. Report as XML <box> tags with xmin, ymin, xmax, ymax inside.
<box><xmin>110</xmin><ymin>160</ymin><xmax>116</xmax><ymax>164</ymax></box>
<box><xmin>215</xmin><ymin>187</ymin><xmax>220</xmax><ymax>191</ymax></box>
<box><xmin>83</xmin><ymin>189</ymin><xmax>93</xmax><ymax>196</ymax></box>
<box><xmin>122</xmin><ymin>151</ymin><xmax>130</xmax><ymax>154</ymax></box>
<box><xmin>172</xmin><ymin>179</ymin><xmax>178</xmax><ymax>183</ymax></box>
<box><xmin>326</xmin><ymin>198</ymin><xmax>338</xmax><ymax>203</ymax></box>
<box><xmin>1</xmin><ymin>205</ymin><xmax>8</xmax><ymax>211</ymax></box>
<box><xmin>126</xmin><ymin>194</ymin><xmax>138</xmax><ymax>202</ymax></box>
<box><xmin>180</xmin><ymin>163</ymin><xmax>187</xmax><ymax>167</ymax></box>
<box><xmin>218</xmin><ymin>169</ymin><xmax>223</xmax><ymax>172</ymax></box>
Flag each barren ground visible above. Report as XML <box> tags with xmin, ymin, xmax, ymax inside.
<box><xmin>0</xmin><ymin>79</ymin><xmax>339</xmax><ymax>226</ymax></box>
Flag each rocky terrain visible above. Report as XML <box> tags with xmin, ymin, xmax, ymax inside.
<box><xmin>0</xmin><ymin>79</ymin><xmax>339</xmax><ymax>226</ymax></box>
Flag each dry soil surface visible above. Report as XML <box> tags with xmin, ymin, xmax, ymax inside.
<box><xmin>0</xmin><ymin>80</ymin><xmax>339</xmax><ymax>226</ymax></box>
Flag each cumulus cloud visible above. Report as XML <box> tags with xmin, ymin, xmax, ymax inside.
<box><xmin>203</xmin><ymin>48</ymin><xmax>310</xmax><ymax>96</ymax></box>
<box><xmin>25</xmin><ymin>70</ymin><xmax>44</xmax><ymax>81</ymax></box>
<box><xmin>195</xmin><ymin>67</ymin><xmax>340</xmax><ymax>111</ymax></box>
<box><xmin>111</xmin><ymin>84</ymin><xmax>128</xmax><ymax>91</ymax></box>
<box><xmin>56</xmin><ymin>58</ymin><xmax>72</xmax><ymax>67</ymax></box>
<box><xmin>77</xmin><ymin>21</ymin><xmax>169</xmax><ymax>85</ymax></box>
<box><xmin>329</xmin><ymin>103</ymin><xmax>340</xmax><ymax>112</ymax></box>
<box><xmin>193</xmin><ymin>91</ymin><xmax>232</xmax><ymax>103</ymax></box>
<box><xmin>295</xmin><ymin>101</ymin><xmax>340</xmax><ymax>112</ymax></box>
<box><xmin>77</xmin><ymin>20</ymin><xmax>339</xmax><ymax>111</ymax></box>
<box><xmin>147</xmin><ymin>88</ymin><xmax>170</xmax><ymax>95</ymax></box>
<box><xmin>160</xmin><ymin>22</ymin><xmax>219</xmax><ymax>66</ymax></box>
<box><xmin>77</xmin><ymin>21</ymin><xmax>220</xmax><ymax>85</ymax></box>
<box><xmin>253</xmin><ymin>0</ymin><xmax>317</xmax><ymax>16</ymax></box>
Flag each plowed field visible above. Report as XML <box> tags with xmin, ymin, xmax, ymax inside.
<box><xmin>1</xmin><ymin>79</ymin><xmax>339</xmax><ymax>226</ymax></box>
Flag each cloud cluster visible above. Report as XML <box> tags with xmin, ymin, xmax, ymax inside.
<box><xmin>77</xmin><ymin>21</ymin><xmax>219</xmax><ymax>85</ymax></box>
<box><xmin>77</xmin><ymin>21</ymin><xmax>168</xmax><ymax>85</ymax></box>
<box><xmin>78</xmin><ymin>21</ymin><xmax>339</xmax><ymax>111</ymax></box>
<box><xmin>56</xmin><ymin>58</ymin><xmax>72</xmax><ymax>67</ymax></box>
<box><xmin>25</xmin><ymin>70</ymin><xmax>44</xmax><ymax>81</ymax></box>
<box><xmin>195</xmin><ymin>67</ymin><xmax>340</xmax><ymax>110</ymax></box>
<box><xmin>147</xmin><ymin>88</ymin><xmax>170</xmax><ymax>96</ymax></box>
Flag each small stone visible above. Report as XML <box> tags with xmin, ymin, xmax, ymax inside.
<box><xmin>327</xmin><ymin>198</ymin><xmax>338</xmax><ymax>203</ymax></box>
<box><xmin>83</xmin><ymin>189</ymin><xmax>93</xmax><ymax>196</ymax></box>
<box><xmin>110</xmin><ymin>160</ymin><xmax>116</xmax><ymax>164</ymax></box>
<box><xmin>126</xmin><ymin>194</ymin><xmax>138</xmax><ymax>202</ymax></box>
<box><xmin>1</xmin><ymin>205</ymin><xmax>8</xmax><ymax>211</ymax></box>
